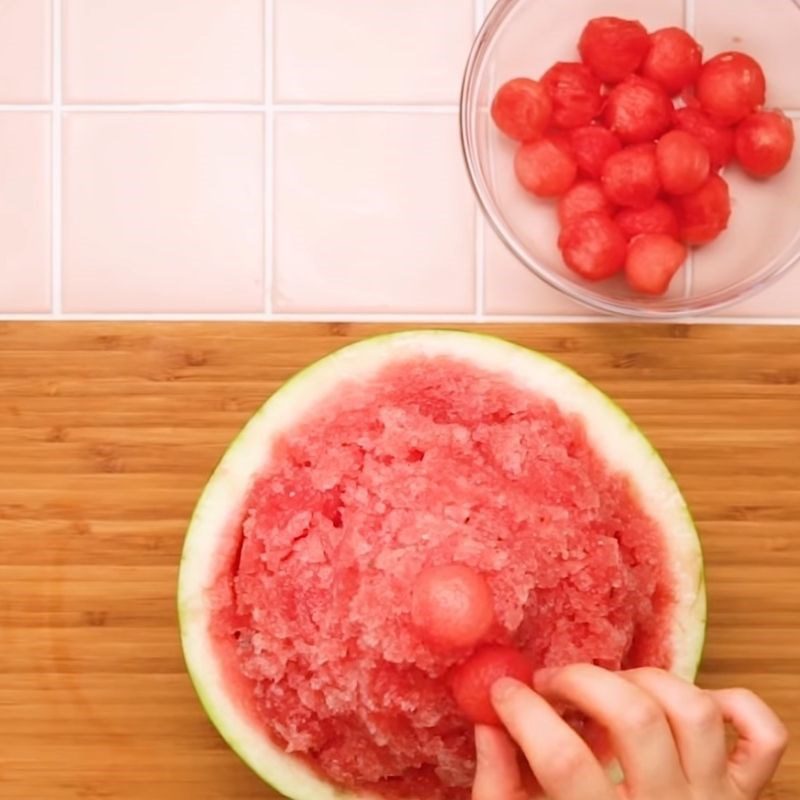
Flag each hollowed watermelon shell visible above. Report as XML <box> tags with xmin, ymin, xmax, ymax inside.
<box><xmin>178</xmin><ymin>330</ymin><xmax>706</xmax><ymax>800</ymax></box>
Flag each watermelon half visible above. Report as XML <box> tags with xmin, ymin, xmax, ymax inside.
<box><xmin>178</xmin><ymin>330</ymin><xmax>706</xmax><ymax>800</ymax></box>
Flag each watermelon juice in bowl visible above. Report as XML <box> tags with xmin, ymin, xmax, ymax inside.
<box><xmin>460</xmin><ymin>0</ymin><xmax>800</xmax><ymax>318</ymax></box>
<box><xmin>178</xmin><ymin>331</ymin><xmax>706</xmax><ymax>799</ymax></box>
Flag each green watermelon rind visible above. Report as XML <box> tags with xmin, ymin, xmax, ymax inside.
<box><xmin>177</xmin><ymin>329</ymin><xmax>706</xmax><ymax>800</ymax></box>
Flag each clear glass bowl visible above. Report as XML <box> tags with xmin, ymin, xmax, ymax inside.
<box><xmin>460</xmin><ymin>0</ymin><xmax>800</xmax><ymax>318</ymax></box>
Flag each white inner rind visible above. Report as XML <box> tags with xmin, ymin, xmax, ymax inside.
<box><xmin>178</xmin><ymin>330</ymin><xmax>707</xmax><ymax>800</ymax></box>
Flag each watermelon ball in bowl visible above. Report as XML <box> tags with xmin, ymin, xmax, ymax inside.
<box><xmin>460</xmin><ymin>0</ymin><xmax>800</xmax><ymax>317</ymax></box>
<box><xmin>178</xmin><ymin>331</ymin><xmax>706</xmax><ymax>800</ymax></box>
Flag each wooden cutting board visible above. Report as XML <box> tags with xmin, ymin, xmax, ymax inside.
<box><xmin>1</xmin><ymin>322</ymin><xmax>798</xmax><ymax>799</ymax></box>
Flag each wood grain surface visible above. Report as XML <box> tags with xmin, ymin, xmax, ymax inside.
<box><xmin>1</xmin><ymin>322</ymin><xmax>798</xmax><ymax>800</ymax></box>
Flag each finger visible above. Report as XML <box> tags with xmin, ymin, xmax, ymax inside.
<box><xmin>473</xmin><ymin>725</ymin><xmax>528</xmax><ymax>800</ymax></box>
<box><xmin>491</xmin><ymin>678</ymin><xmax>616</xmax><ymax>800</ymax></box>
<box><xmin>517</xmin><ymin>759</ymin><xmax>545</xmax><ymax>800</ymax></box>
<box><xmin>622</xmin><ymin>669</ymin><xmax>728</xmax><ymax>785</ymax></box>
<box><xmin>534</xmin><ymin>664</ymin><xmax>686</xmax><ymax>797</ymax></box>
<box><xmin>582</xmin><ymin>718</ymin><xmax>614</xmax><ymax>766</ymax></box>
<box><xmin>712</xmin><ymin>688</ymin><xmax>789</xmax><ymax>796</ymax></box>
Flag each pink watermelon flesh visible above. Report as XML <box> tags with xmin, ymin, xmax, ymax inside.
<box><xmin>207</xmin><ymin>356</ymin><xmax>674</xmax><ymax>800</ymax></box>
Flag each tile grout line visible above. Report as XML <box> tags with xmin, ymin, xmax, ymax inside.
<box><xmin>472</xmin><ymin>0</ymin><xmax>486</xmax><ymax>319</ymax></box>
<box><xmin>12</xmin><ymin>0</ymin><xmax>791</xmax><ymax>325</ymax></box>
<box><xmin>269</xmin><ymin>102</ymin><xmax>464</xmax><ymax>114</ymax></box>
<box><xmin>62</xmin><ymin>103</ymin><xmax>270</xmax><ymax>113</ymax></box>
<box><xmin>683</xmin><ymin>0</ymin><xmax>696</xmax><ymax>30</ymax></box>
<box><xmin>473</xmin><ymin>210</ymin><xmax>486</xmax><ymax>319</ymax></box>
<box><xmin>51</xmin><ymin>0</ymin><xmax>63</xmax><ymax>316</ymax></box>
<box><xmin>263</xmin><ymin>0</ymin><xmax>275</xmax><ymax>317</ymax></box>
<box><xmin>0</xmin><ymin>101</ymin><xmax>797</xmax><ymax>115</ymax></box>
<box><xmin>6</xmin><ymin>102</ymin><xmax>461</xmax><ymax>113</ymax></box>
<box><xmin>682</xmin><ymin>0</ymin><xmax>695</xmax><ymax>299</ymax></box>
<box><xmin>0</xmin><ymin>104</ymin><xmax>53</xmax><ymax>111</ymax></box>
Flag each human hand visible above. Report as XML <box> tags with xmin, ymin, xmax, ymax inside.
<box><xmin>472</xmin><ymin>664</ymin><xmax>788</xmax><ymax>800</ymax></box>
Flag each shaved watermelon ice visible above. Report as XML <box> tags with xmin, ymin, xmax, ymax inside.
<box><xmin>205</xmin><ymin>354</ymin><xmax>678</xmax><ymax>799</ymax></box>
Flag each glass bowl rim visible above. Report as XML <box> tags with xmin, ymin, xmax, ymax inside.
<box><xmin>459</xmin><ymin>0</ymin><xmax>800</xmax><ymax>319</ymax></box>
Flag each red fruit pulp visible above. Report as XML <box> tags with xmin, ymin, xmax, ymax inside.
<box><xmin>491</xmin><ymin>78</ymin><xmax>553</xmax><ymax>142</ymax></box>
<box><xmin>558</xmin><ymin>212</ymin><xmax>628</xmax><ymax>280</ymax></box>
<box><xmin>541</xmin><ymin>61</ymin><xmax>604</xmax><ymax>128</ymax></box>
<box><xmin>211</xmin><ymin>356</ymin><xmax>677</xmax><ymax>799</ymax></box>
<box><xmin>514</xmin><ymin>137</ymin><xmax>578</xmax><ymax>197</ymax></box>
<box><xmin>672</xmin><ymin>107</ymin><xmax>735</xmax><ymax>172</ymax></box>
<box><xmin>640</xmin><ymin>27</ymin><xmax>703</xmax><ymax>95</ymax></box>
<box><xmin>601</xmin><ymin>144</ymin><xmax>661</xmax><ymax>208</ymax></box>
<box><xmin>569</xmin><ymin>125</ymin><xmax>623</xmax><ymax>179</ymax></box>
<box><xmin>656</xmin><ymin>130</ymin><xmax>711</xmax><ymax>196</ymax></box>
<box><xmin>695</xmin><ymin>51</ymin><xmax>766</xmax><ymax>126</ymax></box>
<box><xmin>578</xmin><ymin>16</ymin><xmax>651</xmax><ymax>84</ymax></box>
<box><xmin>625</xmin><ymin>234</ymin><xmax>688</xmax><ymax>295</ymax></box>
<box><xmin>451</xmin><ymin>645</ymin><xmax>534</xmax><ymax>726</ymax></box>
<box><xmin>604</xmin><ymin>75</ymin><xmax>673</xmax><ymax>144</ymax></box>
<box><xmin>734</xmin><ymin>110</ymin><xmax>795</xmax><ymax>178</ymax></box>
<box><xmin>558</xmin><ymin>180</ymin><xmax>615</xmax><ymax>226</ymax></box>
<box><xmin>411</xmin><ymin>564</ymin><xmax>495</xmax><ymax>650</ymax></box>
<box><xmin>616</xmin><ymin>201</ymin><xmax>680</xmax><ymax>241</ymax></box>
<box><xmin>673</xmin><ymin>173</ymin><xmax>732</xmax><ymax>245</ymax></box>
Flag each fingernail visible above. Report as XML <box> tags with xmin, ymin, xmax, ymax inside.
<box><xmin>491</xmin><ymin>676</ymin><xmax>523</xmax><ymax>704</ymax></box>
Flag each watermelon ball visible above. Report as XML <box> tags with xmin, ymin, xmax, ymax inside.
<box><xmin>557</xmin><ymin>180</ymin><xmax>615</xmax><ymax>227</ymax></box>
<box><xmin>601</xmin><ymin>143</ymin><xmax>661</xmax><ymax>208</ymax></box>
<box><xmin>677</xmin><ymin>85</ymin><xmax>703</xmax><ymax>112</ymax></box>
<box><xmin>569</xmin><ymin>125</ymin><xmax>622</xmax><ymax>179</ymax></box>
<box><xmin>514</xmin><ymin>136</ymin><xmax>578</xmax><ymax>197</ymax></box>
<box><xmin>625</xmin><ymin>234</ymin><xmax>688</xmax><ymax>295</ymax></box>
<box><xmin>640</xmin><ymin>27</ymin><xmax>703</xmax><ymax>96</ymax></box>
<box><xmin>673</xmin><ymin>173</ymin><xmax>732</xmax><ymax>246</ymax></box>
<box><xmin>411</xmin><ymin>565</ymin><xmax>495</xmax><ymax>650</ymax></box>
<box><xmin>558</xmin><ymin>212</ymin><xmax>628</xmax><ymax>281</ymax></box>
<box><xmin>604</xmin><ymin>75</ymin><xmax>673</xmax><ymax>144</ymax></box>
<box><xmin>541</xmin><ymin>61</ymin><xmax>604</xmax><ymax>129</ymax></box>
<box><xmin>734</xmin><ymin>110</ymin><xmax>795</xmax><ymax>178</ymax></box>
<box><xmin>450</xmin><ymin>645</ymin><xmax>533</xmax><ymax>726</ymax></box>
<box><xmin>491</xmin><ymin>78</ymin><xmax>553</xmax><ymax>142</ymax></box>
<box><xmin>672</xmin><ymin>107</ymin><xmax>735</xmax><ymax>171</ymax></box>
<box><xmin>695</xmin><ymin>51</ymin><xmax>766</xmax><ymax>126</ymax></box>
<box><xmin>616</xmin><ymin>200</ymin><xmax>680</xmax><ymax>241</ymax></box>
<box><xmin>578</xmin><ymin>16</ymin><xmax>651</xmax><ymax>84</ymax></box>
<box><xmin>656</xmin><ymin>130</ymin><xmax>711</xmax><ymax>196</ymax></box>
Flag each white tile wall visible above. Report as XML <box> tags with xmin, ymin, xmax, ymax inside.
<box><xmin>0</xmin><ymin>0</ymin><xmax>798</xmax><ymax>324</ymax></box>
